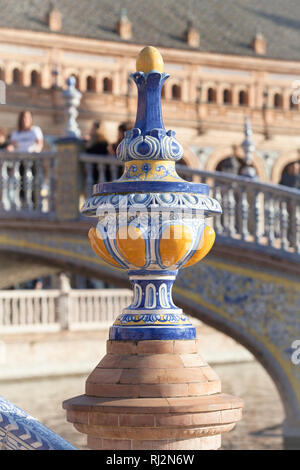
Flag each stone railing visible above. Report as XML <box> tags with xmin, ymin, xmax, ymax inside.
<box><xmin>176</xmin><ymin>165</ymin><xmax>300</xmax><ymax>259</ymax></box>
<box><xmin>0</xmin><ymin>288</ymin><xmax>133</xmax><ymax>333</ymax></box>
<box><xmin>0</xmin><ymin>150</ymin><xmax>300</xmax><ymax>261</ymax></box>
<box><xmin>79</xmin><ymin>154</ymin><xmax>300</xmax><ymax>261</ymax></box>
<box><xmin>0</xmin><ymin>151</ymin><xmax>56</xmax><ymax>218</ymax></box>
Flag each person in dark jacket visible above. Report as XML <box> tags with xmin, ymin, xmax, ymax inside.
<box><xmin>85</xmin><ymin>121</ymin><xmax>110</xmax><ymax>182</ymax></box>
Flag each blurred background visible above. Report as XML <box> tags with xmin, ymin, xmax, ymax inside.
<box><xmin>0</xmin><ymin>0</ymin><xmax>300</xmax><ymax>450</ymax></box>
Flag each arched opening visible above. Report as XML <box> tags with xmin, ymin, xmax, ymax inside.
<box><xmin>30</xmin><ymin>70</ymin><xmax>41</xmax><ymax>87</ymax></box>
<box><xmin>279</xmin><ymin>160</ymin><xmax>300</xmax><ymax>188</ymax></box>
<box><xmin>216</xmin><ymin>154</ymin><xmax>243</xmax><ymax>174</ymax></box>
<box><xmin>239</xmin><ymin>90</ymin><xmax>248</xmax><ymax>106</ymax></box>
<box><xmin>274</xmin><ymin>93</ymin><xmax>283</xmax><ymax>109</ymax></box>
<box><xmin>86</xmin><ymin>76</ymin><xmax>96</xmax><ymax>92</ymax></box>
<box><xmin>171</xmin><ymin>84</ymin><xmax>181</xmax><ymax>100</ymax></box>
<box><xmin>12</xmin><ymin>68</ymin><xmax>22</xmax><ymax>85</ymax></box>
<box><xmin>223</xmin><ymin>89</ymin><xmax>232</xmax><ymax>105</ymax></box>
<box><xmin>103</xmin><ymin>77</ymin><xmax>113</xmax><ymax>93</ymax></box>
<box><xmin>207</xmin><ymin>87</ymin><xmax>217</xmax><ymax>103</ymax></box>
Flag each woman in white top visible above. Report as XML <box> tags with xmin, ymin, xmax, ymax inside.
<box><xmin>10</xmin><ymin>110</ymin><xmax>43</xmax><ymax>153</ymax></box>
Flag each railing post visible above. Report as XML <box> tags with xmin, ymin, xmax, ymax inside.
<box><xmin>57</xmin><ymin>273</ymin><xmax>71</xmax><ymax>330</ymax></box>
<box><xmin>54</xmin><ymin>75</ymin><xmax>83</xmax><ymax>221</ymax></box>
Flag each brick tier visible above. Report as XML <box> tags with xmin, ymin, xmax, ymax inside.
<box><xmin>63</xmin><ymin>339</ymin><xmax>243</xmax><ymax>450</ymax></box>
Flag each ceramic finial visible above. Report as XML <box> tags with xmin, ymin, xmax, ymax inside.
<box><xmin>136</xmin><ymin>46</ymin><xmax>164</xmax><ymax>74</ymax></box>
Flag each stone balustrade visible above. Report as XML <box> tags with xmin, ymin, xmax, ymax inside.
<box><xmin>0</xmin><ymin>288</ymin><xmax>133</xmax><ymax>333</ymax></box>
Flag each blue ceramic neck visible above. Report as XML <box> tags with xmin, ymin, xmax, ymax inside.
<box><xmin>131</xmin><ymin>71</ymin><xmax>169</xmax><ymax>135</ymax></box>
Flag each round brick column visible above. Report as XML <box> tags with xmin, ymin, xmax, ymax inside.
<box><xmin>63</xmin><ymin>339</ymin><xmax>243</xmax><ymax>450</ymax></box>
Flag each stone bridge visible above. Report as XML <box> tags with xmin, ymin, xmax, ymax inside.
<box><xmin>0</xmin><ymin>143</ymin><xmax>300</xmax><ymax>448</ymax></box>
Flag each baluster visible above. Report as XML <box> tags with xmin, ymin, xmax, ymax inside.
<box><xmin>0</xmin><ymin>160</ymin><xmax>3</xmax><ymax>212</ymax></box>
<box><xmin>85</xmin><ymin>162</ymin><xmax>94</xmax><ymax>198</ymax></box>
<box><xmin>34</xmin><ymin>158</ymin><xmax>43</xmax><ymax>213</ymax></box>
<box><xmin>12</xmin><ymin>298</ymin><xmax>18</xmax><ymax>324</ymax></box>
<box><xmin>4</xmin><ymin>298</ymin><xmax>10</xmax><ymax>325</ymax></box>
<box><xmin>227</xmin><ymin>187</ymin><xmax>236</xmax><ymax>237</ymax></box>
<box><xmin>2</xmin><ymin>162</ymin><xmax>10</xmax><ymax>210</ymax></box>
<box><xmin>19</xmin><ymin>297</ymin><xmax>26</xmax><ymax>325</ymax></box>
<box><xmin>253</xmin><ymin>189</ymin><xmax>263</xmax><ymax>244</ymax></box>
<box><xmin>280</xmin><ymin>200</ymin><xmax>289</xmax><ymax>251</ymax></box>
<box><xmin>213</xmin><ymin>185</ymin><xmax>223</xmax><ymax>234</ymax></box>
<box><xmin>88</xmin><ymin>295</ymin><xmax>93</xmax><ymax>322</ymax></box>
<box><xmin>290</xmin><ymin>199</ymin><xmax>297</xmax><ymax>251</ymax></box>
<box><xmin>295</xmin><ymin>205</ymin><xmax>300</xmax><ymax>254</ymax></box>
<box><xmin>49</xmin><ymin>157</ymin><xmax>55</xmax><ymax>214</ymax></box>
<box><xmin>24</xmin><ymin>159</ymin><xmax>34</xmax><ymax>211</ymax></box>
<box><xmin>13</xmin><ymin>160</ymin><xmax>22</xmax><ymax>210</ymax></box>
<box><xmin>41</xmin><ymin>159</ymin><xmax>50</xmax><ymax>214</ymax></box>
<box><xmin>97</xmin><ymin>162</ymin><xmax>105</xmax><ymax>182</ymax></box>
<box><xmin>274</xmin><ymin>197</ymin><xmax>281</xmax><ymax>239</ymax></box>
<box><xmin>265</xmin><ymin>193</ymin><xmax>276</xmax><ymax>247</ymax></box>
<box><xmin>41</xmin><ymin>296</ymin><xmax>48</xmax><ymax>324</ymax></box>
<box><xmin>239</xmin><ymin>185</ymin><xmax>249</xmax><ymax>240</ymax></box>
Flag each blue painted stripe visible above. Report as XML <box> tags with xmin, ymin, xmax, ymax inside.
<box><xmin>93</xmin><ymin>181</ymin><xmax>209</xmax><ymax>196</ymax></box>
<box><xmin>109</xmin><ymin>325</ymin><xmax>196</xmax><ymax>340</ymax></box>
<box><xmin>128</xmin><ymin>269</ymin><xmax>178</xmax><ymax>277</ymax></box>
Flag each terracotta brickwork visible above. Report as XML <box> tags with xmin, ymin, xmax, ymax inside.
<box><xmin>63</xmin><ymin>339</ymin><xmax>243</xmax><ymax>450</ymax></box>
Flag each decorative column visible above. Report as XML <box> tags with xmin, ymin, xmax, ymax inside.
<box><xmin>62</xmin><ymin>76</ymin><xmax>82</xmax><ymax>139</ymax></box>
<box><xmin>55</xmin><ymin>77</ymin><xmax>83</xmax><ymax>221</ymax></box>
<box><xmin>239</xmin><ymin>116</ymin><xmax>257</xmax><ymax>178</ymax></box>
<box><xmin>63</xmin><ymin>46</ymin><xmax>243</xmax><ymax>450</ymax></box>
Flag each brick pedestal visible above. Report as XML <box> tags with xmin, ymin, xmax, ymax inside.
<box><xmin>63</xmin><ymin>339</ymin><xmax>243</xmax><ymax>450</ymax></box>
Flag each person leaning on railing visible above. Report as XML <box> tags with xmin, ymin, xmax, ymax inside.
<box><xmin>10</xmin><ymin>110</ymin><xmax>43</xmax><ymax>153</ymax></box>
<box><xmin>110</xmin><ymin>121</ymin><xmax>133</xmax><ymax>178</ymax></box>
<box><xmin>6</xmin><ymin>110</ymin><xmax>44</xmax><ymax>209</ymax></box>
<box><xmin>84</xmin><ymin>120</ymin><xmax>110</xmax><ymax>183</ymax></box>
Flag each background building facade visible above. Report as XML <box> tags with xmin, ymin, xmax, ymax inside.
<box><xmin>0</xmin><ymin>0</ymin><xmax>299</xmax><ymax>183</ymax></box>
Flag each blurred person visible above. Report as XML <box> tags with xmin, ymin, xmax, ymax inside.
<box><xmin>84</xmin><ymin>120</ymin><xmax>112</xmax><ymax>184</ymax></box>
<box><xmin>10</xmin><ymin>110</ymin><xmax>43</xmax><ymax>153</ymax></box>
<box><xmin>109</xmin><ymin>121</ymin><xmax>133</xmax><ymax>178</ymax></box>
<box><xmin>85</xmin><ymin>121</ymin><xmax>109</xmax><ymax>155</ymax></box>
<box><xmin>34</xmin><ymin>279</ymin><xmax>43</xmax><ymax>290</ymax></box>
<box><xmin>110</xmin><ymin>121</ymin><xmax>133</xmax><ymax>155</ymax></box>
<box><xmin>7</xmin><ymin>111</ymin><xmax>43</xmax><ymax>209</ymax></box>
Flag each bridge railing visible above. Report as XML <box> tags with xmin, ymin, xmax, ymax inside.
<box><xmin>0</xmin><ymin>151</ymin><xmax>56</xmax><ymax>218</ymax></box>
<box><xmin>0</xmin><ymin>288</ymin><xmax>133</xmax><ymax>333</ymax></box>
<box><xmin>0</xmin><ymin>150</ymin><xmax>300</xmax><ymax>260</ymax></box>
<box><xmin>176</xmin><ymin>165</ymin><xmax>300</xmax><ymax>257</ymax></box>
<box><xmin>79</xmin><ymin>154</ymin><xmax>300</xmax><ymax>259</ymax></box>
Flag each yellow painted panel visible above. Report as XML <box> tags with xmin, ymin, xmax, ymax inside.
<box><xmin>184</xmin><ymin>226</ymin><xmax>215</xmax><ymax>268</ymax></box>
<box><xmin>116</xmin><ymin>226</ymin><xmax>146</xmax><ymax>267</ymax></box>
<box><xmin>160</xmin><ymin>225</ymin><xmax>193</xmax><ymax>267</ymax></box>
<box><xmin>88</xmin><ymin>227</ymin><xmax>123</xmax><ymax>268</ymax></box>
